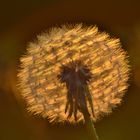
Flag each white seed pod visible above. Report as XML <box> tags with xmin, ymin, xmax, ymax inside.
<box><xmin>17</xmin><ymin>24</ymin><xmax>130</xmax><ymax>123</ymax></box>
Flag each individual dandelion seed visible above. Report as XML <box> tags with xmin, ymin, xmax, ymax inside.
<box><xmin>17</xmin><ymin>24</ymin><xmax>130</xmax><ymax>139</ymax></box>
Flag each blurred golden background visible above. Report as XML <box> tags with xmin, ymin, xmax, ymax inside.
<box><xmin>0</xmin><ymin>0</ymin><xmax>140</xmax><ymax>140</ymax></box>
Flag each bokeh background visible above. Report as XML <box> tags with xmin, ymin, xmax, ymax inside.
<box><xmin>0</xmin><ymin>0</ymin><xmax>140</xmax><ymax>140</ymax></box>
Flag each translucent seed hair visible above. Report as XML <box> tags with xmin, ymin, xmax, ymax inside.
<box><xmin>17</xmin><ymin>24</ymin><xmax>130</xmax><ymax>123</ymax></box>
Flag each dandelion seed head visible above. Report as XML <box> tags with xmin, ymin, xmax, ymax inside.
<box><xmin>17</xmin><ymin>24</ymin><xmax>130</xmax><ymax>123</ymax></box>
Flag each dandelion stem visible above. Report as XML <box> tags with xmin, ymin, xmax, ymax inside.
<box><xmin>83</xmin><ymin>112</ymin><xmax>99</xmax><ymax>140</ymax></box>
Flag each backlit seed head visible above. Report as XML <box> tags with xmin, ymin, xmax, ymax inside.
<box><xmin>17</xmin><ymin>24</ymin><xmax>130</xmax><ymax>123</ymax></box>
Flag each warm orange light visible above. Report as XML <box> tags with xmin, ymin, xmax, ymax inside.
<box><xmin>17</xmin><ymin>24</ymin><xmax>130</xmax><ymax>123</ymax></box>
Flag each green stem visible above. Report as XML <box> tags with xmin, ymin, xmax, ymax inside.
<box><xmin>83</xmin><ymin>112</ymin><xmax>99</xmax><ymax>140</ymax></box>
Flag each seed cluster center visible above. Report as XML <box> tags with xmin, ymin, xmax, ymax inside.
<box><xmin>57</xmin><ymin>60</ymin><xmax>94</xmax><ymax>121</ymax></box>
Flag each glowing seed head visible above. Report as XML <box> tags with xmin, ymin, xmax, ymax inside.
<box><xmin>17</xmin><ymin>24</ymin><xmax>130</xmax><ymax>123</ymax></box>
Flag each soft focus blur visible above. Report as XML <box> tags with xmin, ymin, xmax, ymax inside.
<box><xmin>0</xmin><ymin>0</ymin><xmax>140</xmax><ymax>140</ymax></box>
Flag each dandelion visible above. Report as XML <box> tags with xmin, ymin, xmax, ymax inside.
<box><xmin>17</xmin><ymin>24</ymin><xmax>130</xmax><ymax>140</ymax></box>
